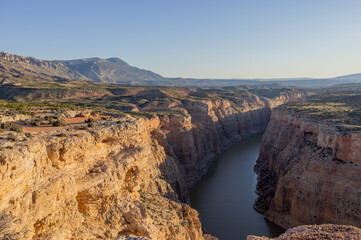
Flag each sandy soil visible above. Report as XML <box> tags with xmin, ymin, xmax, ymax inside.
<box><xmin>22</xmin><ymin>115</ymin><xmax>103</xmax><ymax>133</ymax></box>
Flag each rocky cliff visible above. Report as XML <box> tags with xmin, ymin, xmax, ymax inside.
<box><xmin>145</xmin><ymin>92</ymin><xmax>305</xmax><ymax>190</ymax></box>
<box><xmin>0</xmin><ymin>92</ymin><xmax>305</xmax><ymax>239</ymax></box>
<box><xmin>254</xmin><ymin>107</ymin><xmax>361</xmax><ymax>229</ymax></box>
<box><xmin>247</xmin><ymin>224</ymin><xmax>361</xmax><ymax>240</ymax></box>
<box><xmin>0</xmin><ymin>116</ymin><xmax>214</xmax><ymax>240</ymax></box>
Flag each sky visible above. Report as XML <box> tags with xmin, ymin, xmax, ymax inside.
<box><xmin>2</xmin><ymin>0</ymin><xmax>361</xmax><ymax>79</ymax></box>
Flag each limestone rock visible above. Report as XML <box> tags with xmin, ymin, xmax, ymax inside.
<box><xmin>0</xmin><ymin>91</ymin><xmax>304</xmax><ymax>239</ymax></box>
<box><xmin>247</xmin><ymin>224</ymin><xmax>361</xmax><ymax>240</ymax></box>
<box><xmin>255</xmin><ymin>109</ymin><xmax>361</xmax><ymax>229</ymax></box>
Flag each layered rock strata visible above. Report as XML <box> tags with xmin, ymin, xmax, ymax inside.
<box><xmin>0</xmin><ymin>116</ymin><xmax>212</xmax><ymax>239</ymax></box>
<box><xmin>146</xmin><ymin>92</ymin><xmax>305</xmax><ymax>190</ymax></box>
<box><xmin>254</xmin><ymin>108</ymin><xmax>361</xmax><ymax>229</ymax></box>
<box><xmin>0</xmin><ymin>92</ymin><xmax>305</xmax><ymax>239</ymax></box>
<box><xmin>247</xmin><ymin>224</ymin><xmax>361</xmax><ymax>240</ymax></box>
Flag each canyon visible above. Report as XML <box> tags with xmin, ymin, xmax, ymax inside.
<box><xmin>0</xmin><ymin>92</ymin><xmax>305</xmax><ymax>239</ymax></box>
<box><xmin>2</xmin><ymin>52</ymin><xmax>361</xmax><ymax>239</ymax></box>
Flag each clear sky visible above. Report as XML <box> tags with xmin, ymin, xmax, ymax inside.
<box><xmin>2</xmin><ymin>0</ymin><xmax>361</xmax><ymax>79</ymax></box>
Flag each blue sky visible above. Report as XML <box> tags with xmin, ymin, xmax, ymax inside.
<box><xmin>2</xmin><ymin>0</ymin><xmax>361</xmax><ymax>79</ymax></box>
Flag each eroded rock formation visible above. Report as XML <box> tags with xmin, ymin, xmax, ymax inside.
<box><xmin>0</xmin><ymin>92</ymin><xmax>305</xmax><ymax>239</ymax></box>
<box><xmin>146</xmin><ymin>93</ymin><xmax>306</xmax><ymax>190</ymax></box>
<box><xmin>247</xmin><ymin>224</ymin><xmax>361</xmax><ymax>240</ymax></box>
<box><xmin>254</xmin><ymin>108</ymin><xmax>361</xmax><ymax>229</ymax></box>
<box><xmin>0</xmin><ymin>117</ymin><xmax>210</xmax><ymax>239</ymax></box>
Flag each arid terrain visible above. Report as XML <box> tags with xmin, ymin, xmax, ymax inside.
<box><xmin>1</xmin><ymin>52</ymin><xmax>361</xmax><ymax>239</ymax></box>
<box><xmin>254</xmin><ymin>93</ymin><xmax>361</xmax><ymax>229</ymax></box>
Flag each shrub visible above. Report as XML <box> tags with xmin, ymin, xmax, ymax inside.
<box><xmin>12</xmin><ymin>126</ymin><xmax>23</xmax><ymax>134</ymax></box>
<box><xmin>52</xmin><ymin>120</ymin><xmax>66</xmax><ymax>127</ymax></box>
<box><xmin>1</xmin><ymin>122</ymin><xmax>10</xmax><ymax>129</ymax></box>
<box><xmin>58</xmin><ymin>133</ymin><xmax>68</xmax><ymax>137</ymax></box>
<box><xmin>8</xmin><ymin>133</ymin><xmax>17</xmax><ymax>142</ymax></box>
<box><xmin>25</xmin><ymin>132</ymin><xmax>33</xmax><ymax>139</ymax></box>
<box><xmin>31</xmin><ymin>120</ymin><xmax>41</xmax><ymax>126</ymax></box>
<box><xmin>85</xmin><ymin>118</ymin><xmax>95</xmax><ymax>123</ymax></box>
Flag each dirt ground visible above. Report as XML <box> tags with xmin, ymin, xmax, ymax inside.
<box><xmin>22</xmin><ymin>115</ymin><xmax>103</xmax><ymax>133</ymax></box>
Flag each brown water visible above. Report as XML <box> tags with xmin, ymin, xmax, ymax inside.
<box><xmin>190</xmin><ymin>134</ymin><xmax>284</xmax><ymax>240</ymax></box>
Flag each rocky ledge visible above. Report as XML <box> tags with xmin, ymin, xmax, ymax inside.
<box><xmin>0</xmin><ymin>115</ymin><xmax>216</xmax><ymax>239</ymax></box>
<box><xmin>247</xmin><ymin>224</ymin><xmax>361</xmax><ymax>240</ymax></box>
<box><xmin>254</xmin><ymin>107</ymin><xmax>361</xmax><ymax>229</ymax></box>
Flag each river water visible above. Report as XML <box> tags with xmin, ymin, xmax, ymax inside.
<box><xmin>189</xmin><ymin>134</ymin><xmax>284</xmax><ymax>240</ymax></box>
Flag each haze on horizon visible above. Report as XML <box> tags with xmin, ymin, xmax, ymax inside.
<box><xmin>2</xmin><ymin>0</ymin><xmax>361</xmax><ymax>79</ymax></box>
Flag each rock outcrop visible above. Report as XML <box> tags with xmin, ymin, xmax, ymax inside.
<box><xmin>247</xmin><ymin>224</ymin><xmax>361</xmax><ymax>240</ymax></box>
<box><xmin>254</xmin><ymin>108</ymin><xmax>361</xmax><ymax>229</ymax></box>
<box><xmin>0</xmin><ymin>116</ymin><xmax>211</xmax><ymax>239</ymax></box>
<box><xmin>0</xmin><ymin>92</ymin><xmax>305</xmax><ymax>239</ymax></box>
<box><xmin>146</xmin><ymin>92</ymin><xmax>305</xmax><ymax>190</ymax></box>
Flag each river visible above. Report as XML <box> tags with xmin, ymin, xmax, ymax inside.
<box><xmin>190</xmin><ymin>133</ymin><xmax>284</xmax><ymax>240</ymax></box>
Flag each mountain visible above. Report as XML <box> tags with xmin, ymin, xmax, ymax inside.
<box><xmin>56</xmin><ymin>57</ymin><xmax>167</xmax><ymax>84</ymax></box>
<box><xmin>0</xmin><ymin>52</ymin><xmax>168</xmax><ymax>85</ymax></box>
<box><xmin>1</xmin><ymin>51</ymin><xmax>361</xmax><ymax>87</ymax></box>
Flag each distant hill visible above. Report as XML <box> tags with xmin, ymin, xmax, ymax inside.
<box><xmin>1</xmin><ymin>51</ymin><xmax>361</xmax><ymax>88</ymax></box>
<box><xmin>56</xmin><ymin>57</ymin><xmax>167</xmax><ymax>84</ymax></box>
<box><xmin>0</xmin><ymin>52</ymin><xmax>168</xmax><ymax>85</ymax></box>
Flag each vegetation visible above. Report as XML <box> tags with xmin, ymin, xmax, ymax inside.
<box><xmin>281</xmin><ymin>93</ymin><xmax>361</xmax><ymax>132</ymax></box>
<box><xmin>2</xmin><ymin>53</ymin><xmax>361</xmax><ymax>135</ymax></box>
<box><xmin>8</xmin><ymin>133</ymin><xmax>17</xmax><ymax>142</ymax></box>
<box><xmin>25</xmin><ymin>132</ymin><xmax>33</xmax><ymax>139</ymax></box>
<box><xmin>52</xmin><ymin>120</ymin><xmax>67</xmax><ymax>127</ymax></box>
<box><xmin>58</xmin><ymin>133</ymin><xmax>68</xmax><ymax>138</ymax></box>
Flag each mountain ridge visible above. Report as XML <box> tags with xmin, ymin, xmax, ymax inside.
<box><xmin>1</xmin><ymin>51</ymin><xmax>361</xmax><ymax>87</ymax></box>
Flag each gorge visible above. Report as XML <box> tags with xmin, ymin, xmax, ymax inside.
<box><xmin>190</xmin><ymin>134</ymin><xmax>284</xmax><ymax>239</ymax></box>
<box><xmin>0</xmin><ymin>88</ymin><xmax>305</xmax><ymax>239</ymax></box>
<box><xmin>1</xmin><ymin>52</ymin><xmax>361</xmax><ymax>239</ymax></box>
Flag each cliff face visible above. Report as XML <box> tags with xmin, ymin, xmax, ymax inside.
<box><xmin>254</xmin><ymin>108</ymin><xmax>361</xmax><ymax>229</ymax></box>
<box><xmin>0</xmin><ymin>92</ymin><xmax>305</xmax><ymax>239</ymax></box>
<box><xmin>0</xmin><ymin>116</ymin><xmax>212</xmax><ymax>240</ymax></box>
<box><xmin>146</xmin><ymin>92</ymin><xmax>305</xmax><ymax>189</ymax></box>
<box><xmin>247</xmin><ymin>224</ymin><xmax>361</xmax><ymax>240</ymax></box>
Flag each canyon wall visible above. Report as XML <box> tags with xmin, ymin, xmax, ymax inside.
<box><xmin>0</xmin><ymin>117</ymin><xmax>213</xmax><ymax>240</ymax></box>
<box><xmin>254</xmin><ymin>108</ymin><xmax>361</xmax><ymax>229</ymax></box>
<box><xmin>247</xmin><ymin>224</ymin><xmax>361</xmax><ymax>240</ymax></box>
<box><xmin>0</xmin><ymin>92</ymin><xmax>305</xmax><ymax>239</ymax></box>
<box><xmin>146</xmin><ymin>92</ymin><xmax>305</xmax><ymax>191</ymax></box>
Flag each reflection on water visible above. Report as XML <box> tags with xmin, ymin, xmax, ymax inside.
<box><xmin>190</xmin><ymin>134</ymin><xmax>284</xmax><ymax>240</ymax></box>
